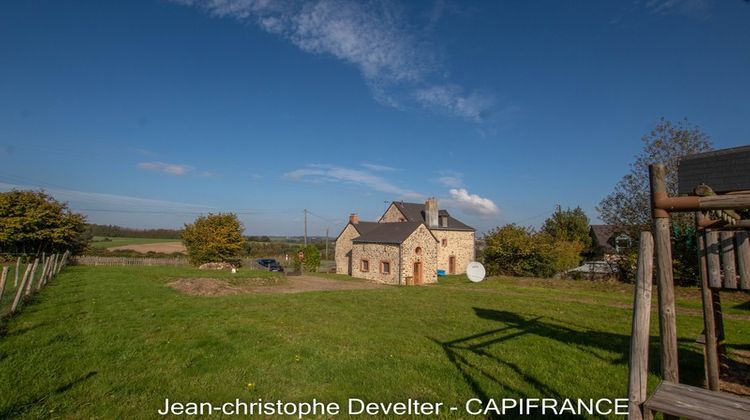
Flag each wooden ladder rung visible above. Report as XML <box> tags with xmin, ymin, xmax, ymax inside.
<box><xmin>644</xmin><ymin>382</ymin><xmax>750</xmax><ymax>420</ymax></box>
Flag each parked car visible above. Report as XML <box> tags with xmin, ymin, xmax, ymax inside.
<box><xmin>256</xmin><ymin>258</ymin><xmax>284</xmax><ymax>272</ymax></box>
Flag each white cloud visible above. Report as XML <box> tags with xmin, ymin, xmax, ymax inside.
<box><xmin>137</xmin><ymin>161</ymin><xmax>194</xmax><ymax>176</ymax></box>
<box><xmin>283</xmin><ymin>164</ymin><xmax>421</xmax><ymax>199</ymax></box>
<box><xmin>445</xmin><ymin>188</ymin><xmax>499</xmax><ymax>217</ymax></box>
<box><xmin>435</xmin><ymin>170</ymin><xmax>463</xmax><ymax>188</ymax></box>
<box><xmin>172</xmin><ymin>0</ymin><xmax>495</xmax><ymax>121</ymax></box>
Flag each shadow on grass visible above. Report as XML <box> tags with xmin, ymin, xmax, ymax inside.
<box><xmin>431</xmin><ymin>307</ymin><xmax>706</xmax><ymax>419</ymax></box>
<box><xmin>0</xmin><ymin>371</ymin><xmax>98</xmax><ymax>418</ymax></box>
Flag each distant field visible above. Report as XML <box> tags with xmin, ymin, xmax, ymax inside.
<box><xmin>89</xmin><ymin>236</ymin><xmax>179</xmax><ymax>248</ymax></box>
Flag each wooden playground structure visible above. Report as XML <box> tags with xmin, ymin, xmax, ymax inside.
<box><xmin>628</xmin><ymin>146</ymin><xmax>750</xmax><ymax>419</ymax></box>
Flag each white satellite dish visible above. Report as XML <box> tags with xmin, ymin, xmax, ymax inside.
<box><xmin>466</xmin><ymin>262</ymin><xmax>486</xmax><ymax>283</ymax></box>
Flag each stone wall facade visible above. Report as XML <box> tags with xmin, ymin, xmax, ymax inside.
<box><xmin>379</xmin><ymin>204</ymin><xmax>406</xmax><ymax>223</ymax></box>
<box><xmin>400</xmin><ymin>224</ymin><xmax>438</xmax><ymax>284</ymax></box>
<box><xmin>351</xmin><ymin>242</ymin><xmax>400</xmax><ymax>284</ymax></box>
<box><xmin>335</xmin><ymin>224</ymin><xmax>359</xmax><ymax>275</ymax></box>
<box><xmin>432</xmin><ymin>230</ymin><xmax>476</xmax><ymax>275</ymax></box>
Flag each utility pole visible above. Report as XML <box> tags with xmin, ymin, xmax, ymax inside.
<box><xmin>325</xmin><ymin>227</ymin><xmax>329</xmax><ymax>260</ymax></box>
<box><xmin>304</xmin><ymin>209</ymin><xmax>308</xmax><ymax>246</ymax></box>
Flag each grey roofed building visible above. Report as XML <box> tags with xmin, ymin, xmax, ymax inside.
<box><xmin>589</xmin><ymin>225</ymin><xmax>631</xmax><ymax>256</ymax></box>
<box><xmin>388</xmin><ymin>201</ymin><xmax>474</xmax><ymax>231</ymax></box>
<box><xmin>352</xmin><ymin>221</ymin><xmax>435</xmax><ymax>245</ymax></box>
<box><xmin>678</xmin><ymin>145</ymin><xmax>750</xmax><ymax>195</ymax></box>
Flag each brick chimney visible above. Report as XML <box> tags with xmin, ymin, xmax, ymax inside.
<box><xmin>349</xmin><ymin>213</ymin><xmax>359</xmax><ymax>224</ymax></box>
<box><xmin>425</xmin><ymin>198</ymin><xmax>438</xmax><ymax>228</ymax></box>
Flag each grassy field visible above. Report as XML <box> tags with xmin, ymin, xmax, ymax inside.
<box><xmin>0</xmin><ymin>265</ymin><xmax>748</xmax><ymax>418</ymax></box>
<box><xmin>88</xmin><ymin>236</ymin><xmax>182</xmax><ymax>249</ymax></box>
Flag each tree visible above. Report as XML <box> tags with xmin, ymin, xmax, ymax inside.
<box><xmin>597</xmin><ymin>117</ymin><xmax>712</xmax><ymax>235</ymax></box>
<box><xmin>541</xmin><ymin>205</ymin><xmax>591</xmax><ymax>247</ymax></box>
<box><xmin>597</xmin><ymin>117</ymin><xmax>712</xmax><ymax>285</ymax></box>
<box><xmin>293</xmin><ymin>244</ymin><xmax>320</xmax><ymax>272</ymax></box>
<box><xmin>181</xmin><ymin>213</ymin><xmax>246</xmax><ymax>265</ymax></box>
<box><xmin>0</xmin><ymin>190</ymin><xmax>88</xmax><ymax>255</ymax></box>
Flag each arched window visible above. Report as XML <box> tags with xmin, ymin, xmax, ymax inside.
<box><xmin>415</xmin><ymin>247</ymin><xmax>422</xmax><ymax>255</ymax></box>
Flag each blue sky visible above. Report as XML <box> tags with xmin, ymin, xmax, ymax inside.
<box><xmin>1</xmin><ymin>0</ymin><xmax>749</xmax><ymax>236</ymax></box>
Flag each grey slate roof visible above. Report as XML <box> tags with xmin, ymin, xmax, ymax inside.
<box><xmin>590</xmin><ymin>225</ymin><xmax>617</xmax><ymax>253</ymax></box>
<box><xmin>351</xmin><ymin>221</ymin><xmax>380</xmax><ymax>236</ymax></box>
<box><xmin>352</xmin><ymin>222</ymin><xmax>428</xmax><ymax>244</ymax></box>
<box><xmin>678</xmin><ymin>145</ymin><xmax>750</xmax><ymax>195</ymax></box>
<box><xmin>390</xmin><ymin>202</ymin><xmax>474</xmax><ymax>231</ymax></box>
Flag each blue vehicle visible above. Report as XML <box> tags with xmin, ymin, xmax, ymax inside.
<box><xmin>256</xmin><ymin>258</ymin><xmax>284</xmax><ymax>272</ymax></box>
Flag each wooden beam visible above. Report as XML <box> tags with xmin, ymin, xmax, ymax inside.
<box><xmin>720</xmin><ymin>232</ymin><xmax>738</xmax><ymax>289</ymax></box>
<box><xmin>649</xmin><ymin>164</ymin><xmax>679</xmax><ymax>384</ymax></box>
<box><xmin>736</xmin><ymin>231</ymin><xmax>750</xmax><ymax>290</ymax></box>
<box><xmin>629</xmin><ymin>231</ymin><xmax>654</xmax><ymax>420</ymax></box>
<box><xmin>706</xmin><ymin>231</ymin><xmax>722</xmax><ymax>288</ymax></box>
<box><xmin>697</xmin><ymin>225</ymin><xmax>719</xmax><ymax>391</ymax></box>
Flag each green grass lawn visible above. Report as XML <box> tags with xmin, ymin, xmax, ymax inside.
<box><xmin>0</xmin><ymin>266</ymin><xmax>748</xmax><ymax>418</ymax></box>
<box><xmin>88</xmin><ymin>236</ymin><xmax>181</xmax><ymax>249</ymax></box>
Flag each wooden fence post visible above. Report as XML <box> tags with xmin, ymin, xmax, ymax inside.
<box><xmin>649</xmin><ymin>164</ymin><xmax>679</xmax><ymax>384</ymax></box>
<box><xmin>706</xmin><ymin>231</ymin><xmax>722</xmax><ymax>288</ymax></box>
<box><xmin>25</xmin><ymin>258</ymin><xmax>39</xmax><ymax>296</ymax></box>
<box><xmin>0</xmin><ymin>267</ymin><xmax>8</xmax><ymax>304</ymax></box>
<box><xmin>697</xmin><ymin>226</ymin><xmax>720</xmax><ymax>391</ymax></box>
<box><xmin>720</xmin><ymin>232</ymin><xmax>737</xmax><ymax>289</ymax></box>
<box><xmin>11</xmin><ymin>264</ymin><xmax>32</xmax><ymax>313</ymax></box>
<box><xmin>14</xmin><ymin>257</ymin><xmax>21</xmax><ymax>287</ymax></box>
<box><xmin>736</xmin><ymin>231</ymin><xmax>750</xmax><ymax>290</ymax></box>
<box><xmin>37</xmin><ymin>256</ymin><xmax>50</xmax><ymax>290</ymax></box>
<box><xmin>629</xmin><ymin>231</ymin><xmax>654</xmax><ymax>420</ymax></box>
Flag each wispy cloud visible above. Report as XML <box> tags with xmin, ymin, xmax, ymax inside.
<box><xmin>283</xmin><ymin>164</ymin><xmax>422</xmax><ymax>199</ymax></box>
<box><xmin>646</xmin><ymin>0</ymin><xmax>712</xmax><ymax>17</ymax></box>
<box><xmin>0</xmin><ymin>182</ymin><xmax>216</xmax><ymax>213</ymax></box>
<box><xmin>435</xmin><ymin>170</ymin><xmax>463</xmax><ymax>188</ymax></box>
<box><xmin>172</xmin><ymin>0</ymin><xmax>496</xmax><ymax>121</ymax></box>
<box><xmin>137</xmin><ymin>161</ymin><xmax>194</xmax><ymax>176</ymax></box>
<box><xmin>444</xmin><ymin>188</ymin><xmax>499</xmax><ymax>217</ymax></box>
<box><xmin>415</xmin><ymin>84</ymin><xmax>494</xmax><ymax>122</ymax></box>
<box><xmin>360</xmin><ymin>162</ymin><xmax>398</xmax><ymax>172</ymax></box>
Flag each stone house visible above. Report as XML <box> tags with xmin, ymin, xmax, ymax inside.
<box><xmin>335</xmin><ymin>198</ymin><xmax>475</xmax><ymax>285</ymax></box>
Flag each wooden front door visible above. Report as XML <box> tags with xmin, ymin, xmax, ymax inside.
<box><xmin>449</xmin><ymin>256</ymin><xmax>456</xmax><ymax>275</ymax></box>
<box><xmin>413</xmin><ymin>262</ymin><xmax>422</xmax><ymax>285</ymax></box>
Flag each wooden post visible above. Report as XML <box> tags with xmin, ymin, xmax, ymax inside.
<box><xmin>0</xmin><ymin>267</ymin><xmax>8</xmax><ymax>304</ymax></box>
<box><xmin>25</xmin><ymin>258</ymin><xmax>39</xmax><ymax>296</ymax></box>
<box><xmin>11</xmin><ymin>264</ymin><xmax>32</xmax><ymax>313</ymax></box>
<box><xmin>14</xmin><ymin>257</ymin><xmax>20</xmax><ymax>287</ymax></box>
<box><xmin>37</xmin><ymin>256</ymin><xmax>50</xmax><ymax>290</ymax></box>
<box><xmin>697</xmin><ymin>226</ymin><xmax>720</xmax><ymax>391</ymax></box>
<box><xmin>735</xmin><ymin>231</ymin><xmax>750</xmax><ymax>290</ymax></box>
<box><xmin>720</xmin><ymin>232</ymin><xmax>737</xmax><ymax>289</ymax></box>
<box><xmin>649</xmin><ymin>164</ymin><xmax>679</xmax><ymax>384</ymax></box>
<box><xmin>706</xmin><ymin>231</ymin><xmax>722</xmax><ymax>289</ymax></box>
<box><xmin>629</xmin><ymin>231</ymin><xmax>654</xmax><ymax>420</ymax></box>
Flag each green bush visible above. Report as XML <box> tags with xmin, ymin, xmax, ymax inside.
<box><xmin>293</xmin><ymin>244</ymin><xmax>320</xmax><ymax>272</ymax></box>
<box><xmin>483</xmin><ymin>224</ymin><xmax>584</xmax><ymax>278</ymax></box>
<box><xmin>181</xmin><ymin>213</ymin><xmax>246</xmax><ymax>266</ymax></box>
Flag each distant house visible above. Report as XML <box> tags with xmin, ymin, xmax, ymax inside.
<box><xmin>335</xmin><ymin>198</ymin><xmax>475</xmax><ymax>285</ymax></box>
<box><xmin>588</xmin><ymin>225</ymin><xmax>632</xmax><ymax>260</ymax></box>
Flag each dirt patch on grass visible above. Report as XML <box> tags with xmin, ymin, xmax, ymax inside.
<box><xmin>109</xmin><ymin>242</ymin><xmax>186</xmax><ymax>253</ymax></box>
<box><xmin>169</xmin><ymin>275</ymin><xmax>385</xmax><ymax>297</ymax></box>
<box><xmin>168</xmin><ymin>278</ymin><xmax>245</xmax><ymax>296</ymax></box>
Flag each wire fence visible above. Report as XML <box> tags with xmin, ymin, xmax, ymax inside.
<box><xmin>0</xmin><ymin>251</ymin><xmax>70</xmax><ymax>319</ymax></box>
